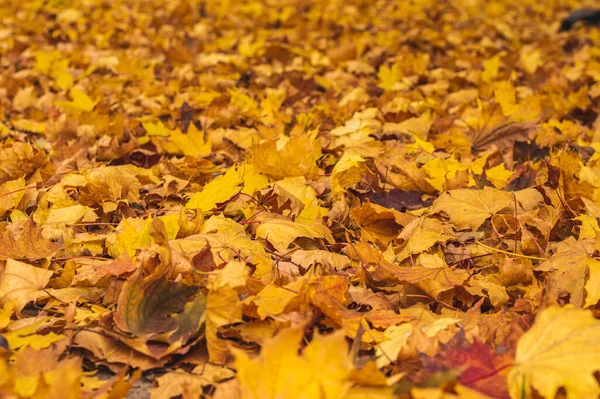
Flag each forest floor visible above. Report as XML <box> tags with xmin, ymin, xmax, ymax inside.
<box><xmin>1</xmin><ymin>0</ymin><xmax>600</xmax><ymax>398</ymax></box>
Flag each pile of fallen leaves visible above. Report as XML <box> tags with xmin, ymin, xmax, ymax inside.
<box><xmin>2</xmin><ymin>0</ymin><xmax>600</xmax><ymax>397</ymax></box>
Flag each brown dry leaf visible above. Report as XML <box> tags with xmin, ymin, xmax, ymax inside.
<box><xmin>73</xmin><ymin>252</ymin><xmax>136</xmax><ymax>285</ymax></box>
<box><xmin>351</xmin><ymin>202</ymin><xmax>414</xmax><ymax>245</ymax></box>
<box><xmin>115</xmin><ymin>271</ymin><xmax>199</xmax><ymax>337</ymax></box>
<box><xmin>0</xmin><ymin>142</ymin><xmax>51</xmax><ymax>184</ymax></box>
<box><xmin>150</xmin><ymin>371</ymin><xmax>209</xmax><ymax>399</ymax></box>
<box><xmin>0</xmin><ymin>220</ymin><xmax>61</xmax><ymax>261</ymax></box>
<box><xmin>72</xmin><ymin>330</ymin><xmax>167</xmax><ymax>371</ymax></box>
<box><xmin>472</xmin><ymin>121</ymin><xmax>538</xmax><ymax>152</ymax></box>
<box><xmin>115</xmin><ymin>221</ymin><xmax>205</xmax><ymax>345</ymax></box>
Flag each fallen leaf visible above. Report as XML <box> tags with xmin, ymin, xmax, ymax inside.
<box><xmin>0</xmin><ymin>259</ymin><xmax>53</xmax><ymax>312</ymax></box>
<box><xmin>251</xmin><ymin>133</ymin><xmax>323</xmax><ymax>180</ymax></box>
<box><xmin>255</xmin><ymin>219</ymin><xmax>334</xmax><ymax>251</ymax></box>
<box><xmin>508</xmin><ymin>306</ymin><xmax>600</xmax><ymax>399</ymax></box>
<box><xmin>431</xmin><ymin>187</ymin><xmax>514</xmax><ymax>231</ymax></box>
<box><xmin>235</xmin><ymin>328</ymin><xmax>353</xmax><ymax>399</ymax></box>
<box><xmin>186</xmin><ymin>166</ymin><xmax>242</xmax><ymax>212</ymax></box>
<box><xmin>0</xmin><ymin>220</ymin><xmax>60</xmax><ymax>261</ymax></box>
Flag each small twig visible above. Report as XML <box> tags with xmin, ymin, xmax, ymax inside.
<box><xmin>475</xmin><ymin>241</ymin><xmax>546</xmax><ymax>261</ymax></box>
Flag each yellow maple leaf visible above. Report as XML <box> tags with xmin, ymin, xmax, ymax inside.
<box><xmin>44</xmin><ymin>204</ymin><xmax>98</xmax><ymax>225</ymax></box>
<box><xmin>486</xmin><ymin>163</ymin><xmax>513</xmax><ymax>189</ymax></box>
<box><xmin>106</xmin><ymin>217</ymin><xmax>153</xmax><ymax>257</ymax></box>
<box><xmin>255</xmin><ymin>219</ymin><xmax>334</xmax><ymax>251</ymax></box>
<box><xmin>466</xmin><ymin>274</ymin><xmax>510</xmax><ymax>308</ymax></box>
<box><xmin>508</xmin><ymin>306</ymin><xmax>600</xmax><ymax>399</ymax></box>
<box><xmin>482</xmin><ymin>53</ymin><xmax>502</xmax><ymax>83</ymax></box>
<box><xmin>396</xmin><ymin>218</ymin><xmax>454</xmax><ymax>262</ymax></box>
<box><xmin>32</xmin><ymin>357</ymin><xmax>82</xmax><ymax>398</ymax></box>
<box><xmin>169</xmin><ymin>123</ymin><xmax>212</xmax><ymax>158</ymax></box>
<box><xmin>376</xmin><ymin>323</ymin><xmax>413</xmax><ymax>367</ymax></box>
<box><xmin>55</xmin><ymin>70</ymin><xmax>74</xmax><ymax>90</ymax></box>
<box><xmin>0</xmin><ymin>142</ymin><xmax>48</xmax><ymax>185</ymax></box>
<box><xmin>229</xmin><ymin>88</ymin><xmax>260</xmax><ymax>117</ymax></box>
<box><xmin>34</xmin><ymin>50</ymin><xmax>74</xmax><ymax>89</ymax></box>
<box><xmin>422</xmin><ymin>156</ymin><xmax>469</xmax><ymax>192</ymax></box>
<box><xmin>35</xmin><ymin>50</ymin><xmax>65</xmax><ymax>76</ymax></box>
<box><xmin>252</xmin><ymin>132</ymin><xmax>323</xmax><ymax>180</ymax></box>
<box><xmin>252</xmin><ymin>282</ymin><xmax>300</xmax><ymax>320</ymax></box>
<box><xmin>351</xmin><ymin>201</ymin><xmax>410</xmax><ymax>245</ymax></box>
<box><xmin>431</xmin><ymin>187</ymin><xmax>514</xmax><ymax>231</ymax></box>
<box><xmin>186</xmin><ymin>166</ymin><xmax>243</xmax><ymax>212</ymax></box>
<box><xmin>235</xmin><ymin>328</ymin><xmax>353</xmax><ymax>399</ymax></box>
<box><xmin>330</xmin><ymin>108</ymin><xmax>384</xmax><ymax>157</ymax></box>
<box><xmin>190</xmin><ymin>90</ymin><xmax>221</xmax><ymax>107</ymax></box>
<box><xmin>56</xmin><ymin>88</ymin><xmax>98</xmax><ymax>113</ymax></box>
<box><xmin>142</xmin><ymin>121</ymin><xmax>170</xmax><ymax>137</ymax></box>
<box><xmin>4</xmin><ymin>323</ymin><xmax>65</xmax><ymax>351</ymax></box>
<box><xmin>520</xmin><ymin>46</ymin><xmax>542</xmax><ymax>74</ymax></box>
<box><xmin>494</xmin><ymin>80</ymin><xmax>518</xmax><ymax>116</ymax></box>
<box><xmin>238</xmin><ymin>163</ymin><xmax>270</xmax><ymax>196</ymax></box>
<box><xmin>151</xmin><ymin>371</ymin><xmax>211</xmax><ymax>398</ymax></box>
<box><xmin>12</xmin><ymin>87</ymin><xmax>36</xmax><ymax>111</ymax></box>
<box><xmin>260</xmin><ymin>88</ymin><xmax>286</xmax><ymax>126</ymax></box>
<box><xmin>494</xmin><ymin>81</ymin><xmax>541</xmax><ymax>122</ymax></box>
<box><xmin>273</xmin><ymin>176</ymin><xmax>325</xmax><ymax>224</ymax></box>
<box><xmin>295</xmin><ymin>250</ymin><xmax>351</xmax><ymax>272</ymax></box>
<box><xmin>0</xmin><ymin>303</ymin><xmax>13</xmax><ymax>329</ymax></box>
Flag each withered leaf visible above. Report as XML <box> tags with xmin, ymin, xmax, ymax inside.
<box><xmin>115</xmin><ymin>268</ymin><xmax>202</xmax><ymax>338</ymax></box>
<box><xmin>4</xmin><ymin>0</ymin><xmax>600</xmax><ymax>397</ymax></box>
<box><xmin>0</xmin><ymin>220</ymin><xmax>61</xmax><ymax>261</ymax></box>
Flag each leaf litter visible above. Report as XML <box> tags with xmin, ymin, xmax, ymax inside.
<box><xmin>1</xmin><ymin>0</ymin><xmax>600</xmax><ymax>398</ymax></box>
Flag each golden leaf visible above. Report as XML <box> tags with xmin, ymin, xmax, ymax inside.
<box><xmin>0</xmin><ymin>259</ymin><xmax>53</xmax><ymax>312</ymax></box>
<box><xmin>431</xmin><ymin>187</ymin><xmax>514</xmax><ymax>231</ymax></box>
<box><xmin>186</xmin><ymin>166</ymin><xmax>243</xmax><ymax>212</ymax></box>
<box><xmin>508</xmin><ymin>306</ymin><xmax>600</xmax><ymax>399</ymax></box>
<box><xmin>235</xmin><ymin>328</ymin><xmax>353</xmax><ymax>399</ymax></box>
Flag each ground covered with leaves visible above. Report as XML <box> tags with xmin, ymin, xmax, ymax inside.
<box><xmin>3</xmin><ymin>0</ymin><xmax>600</xmax><ymax>398</ymax></box>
